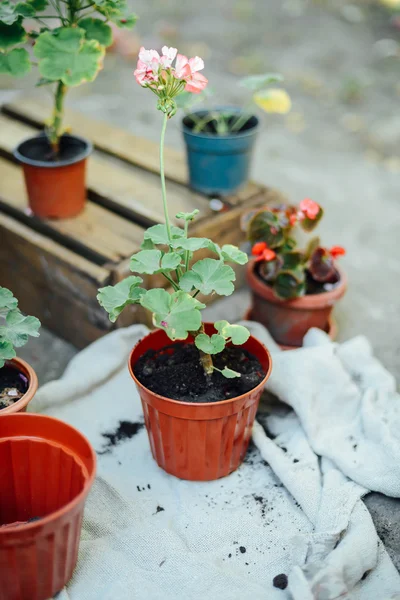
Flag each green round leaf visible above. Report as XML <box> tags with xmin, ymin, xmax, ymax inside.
<box><xmin>273</xmin><ymin>270</ymin><xmax>306</xmax><ymax>300</ymax></box>
<box><xmin>0</xmin><ymin>19</ymin><xmax>26</xmax><ymax>51</ymax></box>
<box><xmin>0</xmin><ymin>47</ymin><xmax>31</xmax><ymax>76</ymax></box>
<box><xmin>28</xmin><ymin>0</ymin><xmax>49</xmax><ymax>10</ymax></box>
<box><xmin>140</xmin><ymin>289</ymin><xmax>205</xmax><ymax>340</ymax></box>
<box><xmin>143</xmin><ymin>224</ymin><xmax>184</xmax><ymax>246</ymax></box>
<box><xmin>97</xmin><ymin>275</ymin><xmax>144</xmax><ymax>322</ymax></box>
<box><xmin>195</xmin><ymin>333</ymin><xmax>225</xmax><ymax>355</ymax></box>
<box><xmin>130</xmin><ymin>250</ymin><xmax>162</xmax><ymax>275</ymax></box>
<box><xmin>180</xmin><ymin>258</ymin><xmax>236</xmax><ymax>297</ymax></box>
<box><xmin>79</xmin><ymin>17</ymin><xmax>113</xmax><ymax>48</ymax></box>
<box><xmin>0</xmin><ymin>340</ymin><xmax>16</xmax><ymax>369</ymax></box>
<box><xmin>0</xmin><ymin>286</ymin><xmax>18</xmax><ymax>317</ymax></box>
<box><xmin>34</xmin><ymin>27</ymin><xmax>105</xmax><ymax>87</ymax></box>
<box><xmin>161</xmin><ymin>252</ymin><xmax>181</xmax><ymax>271</ymax></box>
<box><xmin>221</xmin><ymin>367</ymin><xmax>241</xmax><ymax>379</ymax></box>
<box><xmin>221</xmin><ymin>244</ymin><xmax>248</xmax><ymax>265</ymax></box>
<box><xmin>0</xmin><ymin>1</ymin><xmax>34</xmax><ymax>25</ymax></box>
<box><xmin>0</xmin><ymin>309</ymin><xmax>40</xmax><ymax>348</ymax></box>
<box><xmin>214</xmin><ymin>320</ymin><xmax>250</xmax><ymax>345</ymax></box>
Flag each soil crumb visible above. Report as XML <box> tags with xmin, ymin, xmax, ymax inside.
<box><xmin>273</xmin><ymin>574</ymin><xmax>288</xmax><ymax>590</ymax></box>
<box><xmin>98</xmin><ymin>420</ymin><xmax>144</xmax><ymax>454</ymax></box>
<box><xmin>134</xmin><ymin>343</ymin><xmax>265</xmax><ymax>403</ymax></box>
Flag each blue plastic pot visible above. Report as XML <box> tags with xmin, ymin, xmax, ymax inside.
<box><xmin>182</xmin><ymin>108</ymin><xmax>259</xmax><ymax>196</ymax></box>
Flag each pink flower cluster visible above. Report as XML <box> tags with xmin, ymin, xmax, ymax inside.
<box><xmin>134</xmin><ymin>46</ymin><xmax>208</xmax><ymax>94</ymax></box>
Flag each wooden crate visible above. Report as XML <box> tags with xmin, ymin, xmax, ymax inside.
<box><xmin>0</xmin><ymin>96</ymin><xmax>285</xmax><ymax>348</ymax></box>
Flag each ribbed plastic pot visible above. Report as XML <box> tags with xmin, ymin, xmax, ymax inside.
<box><xmin>14</xmin><ymin>134</ymin><xmax>92</xmax><ymax>219</ymax></box>
<box><xmin>0</xmin><ymin>413</ymin><xmax>96</xmax><ymax>600</ymax></box>
<box><xmin>182</xmin><ymin>109</ymin><xmax>259</xmax><ymax>196</ymax></box>
<box><xmin>129</xmin><ymin>323</ymin><xmax>272</xmax><ymax>481</ymax></box>
<box><xmin>0</xmin><ymin>357</ymin><xmax>38</xmax><ymax>415</ymax></box>
<box><xmin>246</xmin><ymin>258</ymin><xmax>347</xmax><ymax>347</ymax></box>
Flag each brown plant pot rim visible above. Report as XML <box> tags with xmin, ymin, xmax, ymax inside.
<box><xmin>0</xmin><ymin>413</ymin><xmax>96</xmax><ymax>535</ymax></box>
<box><xmin>243</xmin><ymin>307</ymin><xmax>337</xmax><ymax>349</ymax></box>
<box><xmin>128</xmin><ymin>322</ymin><xmax>273</xmax><ymax>410</ymax></box>
<box><xmin>0</xmin><ymin>357</ymin><xmax>38</xmax><ymax>415</ymax></box>
<box><xmin>246</xmin><ymin>258</ymin><xmax>347</xmax><ymax>310</ymax></box>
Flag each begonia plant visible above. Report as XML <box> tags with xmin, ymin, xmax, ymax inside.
<box><xmin>0</xmin><ymin>0</ymin><xmax>136</xmax><ymax>152</ymax></box>
<box><xmin>246</xmin><ymin>199</ymin><xmax>346</xmax><ymax>300</ymax></box>
<box><xmin>0</xmin><ymin>286</ymin><xmax>41</xmax><ymax>368</ymax></box>
<box><xmin>97</xmin><ymin>46</ymin><xmax>250</xmax><ymax>378</ymax></box>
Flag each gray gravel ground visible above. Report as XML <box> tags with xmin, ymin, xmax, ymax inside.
<box><xmin>2</xmin><ymin>0</ymin><xmax>400</xmax><ymax>574</ymax></box>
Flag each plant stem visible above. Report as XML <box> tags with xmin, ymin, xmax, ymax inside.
<box><xmin>162</xmin><ymin>273</ymin><xmax>179</xmax><ymax>291</ymax></box>
<box><xmin>49</xmin><ymin>81</ymin><xmax>67</xmax><ymax>155</ymax></box>
<box><xmin>192</xmin><ymin>323</ymin><xmax>214</xmax><ymax>375</ymax></box>
<box><xmin>160</xmin><ymin>112</ymin><xmax>172</xmax><ymax>242</ymax></box>
<box><xmin>230</xmin><ymin>102</ymin><xmax>254</xmax><ymax>133</ymax></box>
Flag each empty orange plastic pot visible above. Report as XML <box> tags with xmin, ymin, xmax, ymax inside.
<box><xmin>0</xmin><ymin>413</ymin><xmax>96</xmax><ymax>600</ymax></box>
<box><xmin>0</xmin><ymin>357</ymin><xmax>38</xmax><ymax>415</ymax></box>
<box><xmin>246</xmin><ymin>258</ymin><xmax>347</xmax><ymax>347</ymax></box>
<box><xmin>14</xmin><ymin>134</ymin><xmax>92</xmax><ymax>219</ymax></box>
<box><xmin>129</xmin><ymin>323</ymin><xmax>272</xmax><ymax>481</ymax></box>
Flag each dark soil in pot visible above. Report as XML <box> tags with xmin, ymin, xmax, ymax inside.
<box><xmin>134</xmin><ymin>342</ymin><xmax>265</xmax><ymax>403</ymax></box>
<box><xmin>15</xmin><ymin>134</ymin><xmax>90</xmax><ymax>165</ymax></box>
<box><xmin>0</xmin><ymin>365</ymin><xmax>29</xmax><ymax>410</ymax></box>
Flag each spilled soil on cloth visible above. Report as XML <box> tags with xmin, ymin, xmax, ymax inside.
<box><xmin>134</xmin><ymin>343</ymin><xmax>265</xmax><ymax>403</ymax></box>
<box><xmin>0</xmin><ymin>365</ymin><xmax>28</xmax><ymax>410</ymax></box>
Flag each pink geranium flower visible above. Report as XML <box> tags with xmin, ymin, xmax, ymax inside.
<box><xmin>299</xmin><ymin>198</ymin><xmax>320</xmax><ymax>220</ymax></box>
<box><xmin>160</xmin><ymin>46</ymin><xmax>178</xmax><ymax>67</ymax></box>
<box><xmin>134</xmin><ymin>46</ymin><xmax>161</xmax><ymax>85</ymax></box>
<box><xmin>175</xmin><ymin>54</ymin><xmax>208</xmax><ymax>93</ymax></box>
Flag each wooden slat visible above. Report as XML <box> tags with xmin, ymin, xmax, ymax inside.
<box><xmin>0</xmin><ymin>113</ymin><xmax>212</xmax><ymax>227</ymax></box>
<box><xmin>2</xmin><ymin>97</ymin><xmax>265</xmax><ymax>208</ymax></box>
<box><xmin>3</xmin><ymin>96</ymin><xmax>187</xmax><ymax>184</ymax></box>
<box><xmin>0</xmin><ymin>156</ymin><xmax>144</xmax><ymax>265</ymax></box>
<box><xmin>0</xmin><ymin>212</ymin><xmax>112</xmax><ymax>348</ymax></box>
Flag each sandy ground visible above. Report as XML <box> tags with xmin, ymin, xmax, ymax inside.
<box><xmin>2</xmin><ymin>0</ymin><xmax>400</xmax><ymax>574</ymax></box>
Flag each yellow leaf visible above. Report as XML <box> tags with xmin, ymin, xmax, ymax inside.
<box><xmin>380</xmin><ymin>0</ymin><xmax>400</xmax><ymax>7</ymax></box>
<box><xmin>253</xmin><ymin>88</ymin><xmax>291</xmax><ymax>114</ymax></box>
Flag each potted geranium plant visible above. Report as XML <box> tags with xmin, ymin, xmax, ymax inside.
<box><xmin>97</xmin><ymin>46</ymin><xmax>272</xmax><ymax>481</ymax></box>
<box><xmin>178</xmin><ymin>74</ymin><xmax>291</xmax><ymax>196</ymax></box>
<box><xmin>0</xmin><ymin>286</ymin><xmax>40</xmax><ymax>414</ymax></box>
<box><xmin>0</xmin><ymin>0</ymin><xmax>136</xmax><ymax>218</ymax></box>
<box><xmin>245</xmin><ymin>199</ymin><xmax>347</xmax><ymax>348</ymax></box>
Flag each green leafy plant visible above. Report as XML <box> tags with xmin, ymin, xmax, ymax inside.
<box><xmin>0</xmin><ymin>0</ymin><xmax>136</xmax><ymax>152</ymax></box>
<box><xmin>97</xmin><ymin>46</ymin><xmax>250</xmax><ymax>378</ymax></box>
<box><xmin>0</xmin><ymin>286</ymin><xmax>41</xmax><ymax>368</ymax></box>
<box><xmin>177</xmin><ymin>72</ymin><xmax>291</xmax><ymax>134</ymax></box>
<box><xmin>246</xmin><ymin>198</ymin><xmax>346</xmax><ymax>300</ymax></box>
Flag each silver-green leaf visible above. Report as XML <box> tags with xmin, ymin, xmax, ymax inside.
<box><xmin>221</xmin><ymin>244</ymin><xmax>248</xmax><ymax>265</ymax></box>
<box><xmin>195</xmin><ymin>333</ymin><xmax>225</xmax><ymax>355</ymax></box>
<box><xmin>140</xmin><ymin>289</ymin><xmax>205</xmax><ymax>340</ymax></box>
<box><xmin>214</xmin><ymin>320</ymin><xmax>250</xmax><ymax>345</ymax></box>
<box><xmin>0</xmin><ymin>310</ymin><xmax>40</xmax><ymax>348</ymax></box>
<box><xmin>180</xmin><ymin>258</ymin><xmax>236</xmax><ymax>296</ymax></box>
<box><xmin>97</xmin><ymin>275</ymin><xmax>144</xmax><ymax>322</ymax></box>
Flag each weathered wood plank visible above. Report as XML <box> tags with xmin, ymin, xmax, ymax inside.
<box><xmin>0</xmin><ymin>156</ymin><xmax>144</xmax><ymax>265</ymax></box>
<box><xmin>0</xmin><ymin>212</ymin><xmax>112</xmax><ymax>348</ymax></box>
<box><xmin>0</xmin><ymin>113</ymin><xmax>212</xmax><ymax>227</ymax></box>
<box><xmin>3</xmin><ymin>96</ymin><xmax>188</xmax><ymax>184</ymax></box>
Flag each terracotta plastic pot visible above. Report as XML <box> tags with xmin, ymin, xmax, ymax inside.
<box><xmin>0</xmin><ymin>413</ymin><xmax>96</xmax><ymax>600</ymax></box>
<box><xmin>246</xmin><ymin>258</ymin><xmax>347</xmax><ymax>347</ymax></box>
<box><xmin>0</xmin><ymin>357</ymin><xmax>38</xmax><ymax>415</ymax></box>
<box><xmin>129</xmin><ymin>323</ymin><xmax>272</xmax><ymax>481</ymax></box>
<box><xmin>14</xmin><ymin>134</ymin><xmax>92</xmax><ymax>219</ymax></box>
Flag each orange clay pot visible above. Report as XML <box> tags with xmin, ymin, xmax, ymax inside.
<box><xmin>246</xmin><ymin>258</ymin><xmax>347</xmax><ymax>348</ymax></box>
<box><xmin>14</xmin><ymin>134</ymin><xmax>92</xmax><ymax>219</ymax></box>
<box><xmin>0</xmin><ymin>413</ymin><xmax>96</xmax><ymax>600</ymax></box>
<box><xmin>129</xmin><ymin>323</ymin><xmax>272</xmax><ymax>481</ymax></box>
<box><xmin>0</xmin><ymin>357</ymin><xmax>38</xmax><ymax>415</ymax></box>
